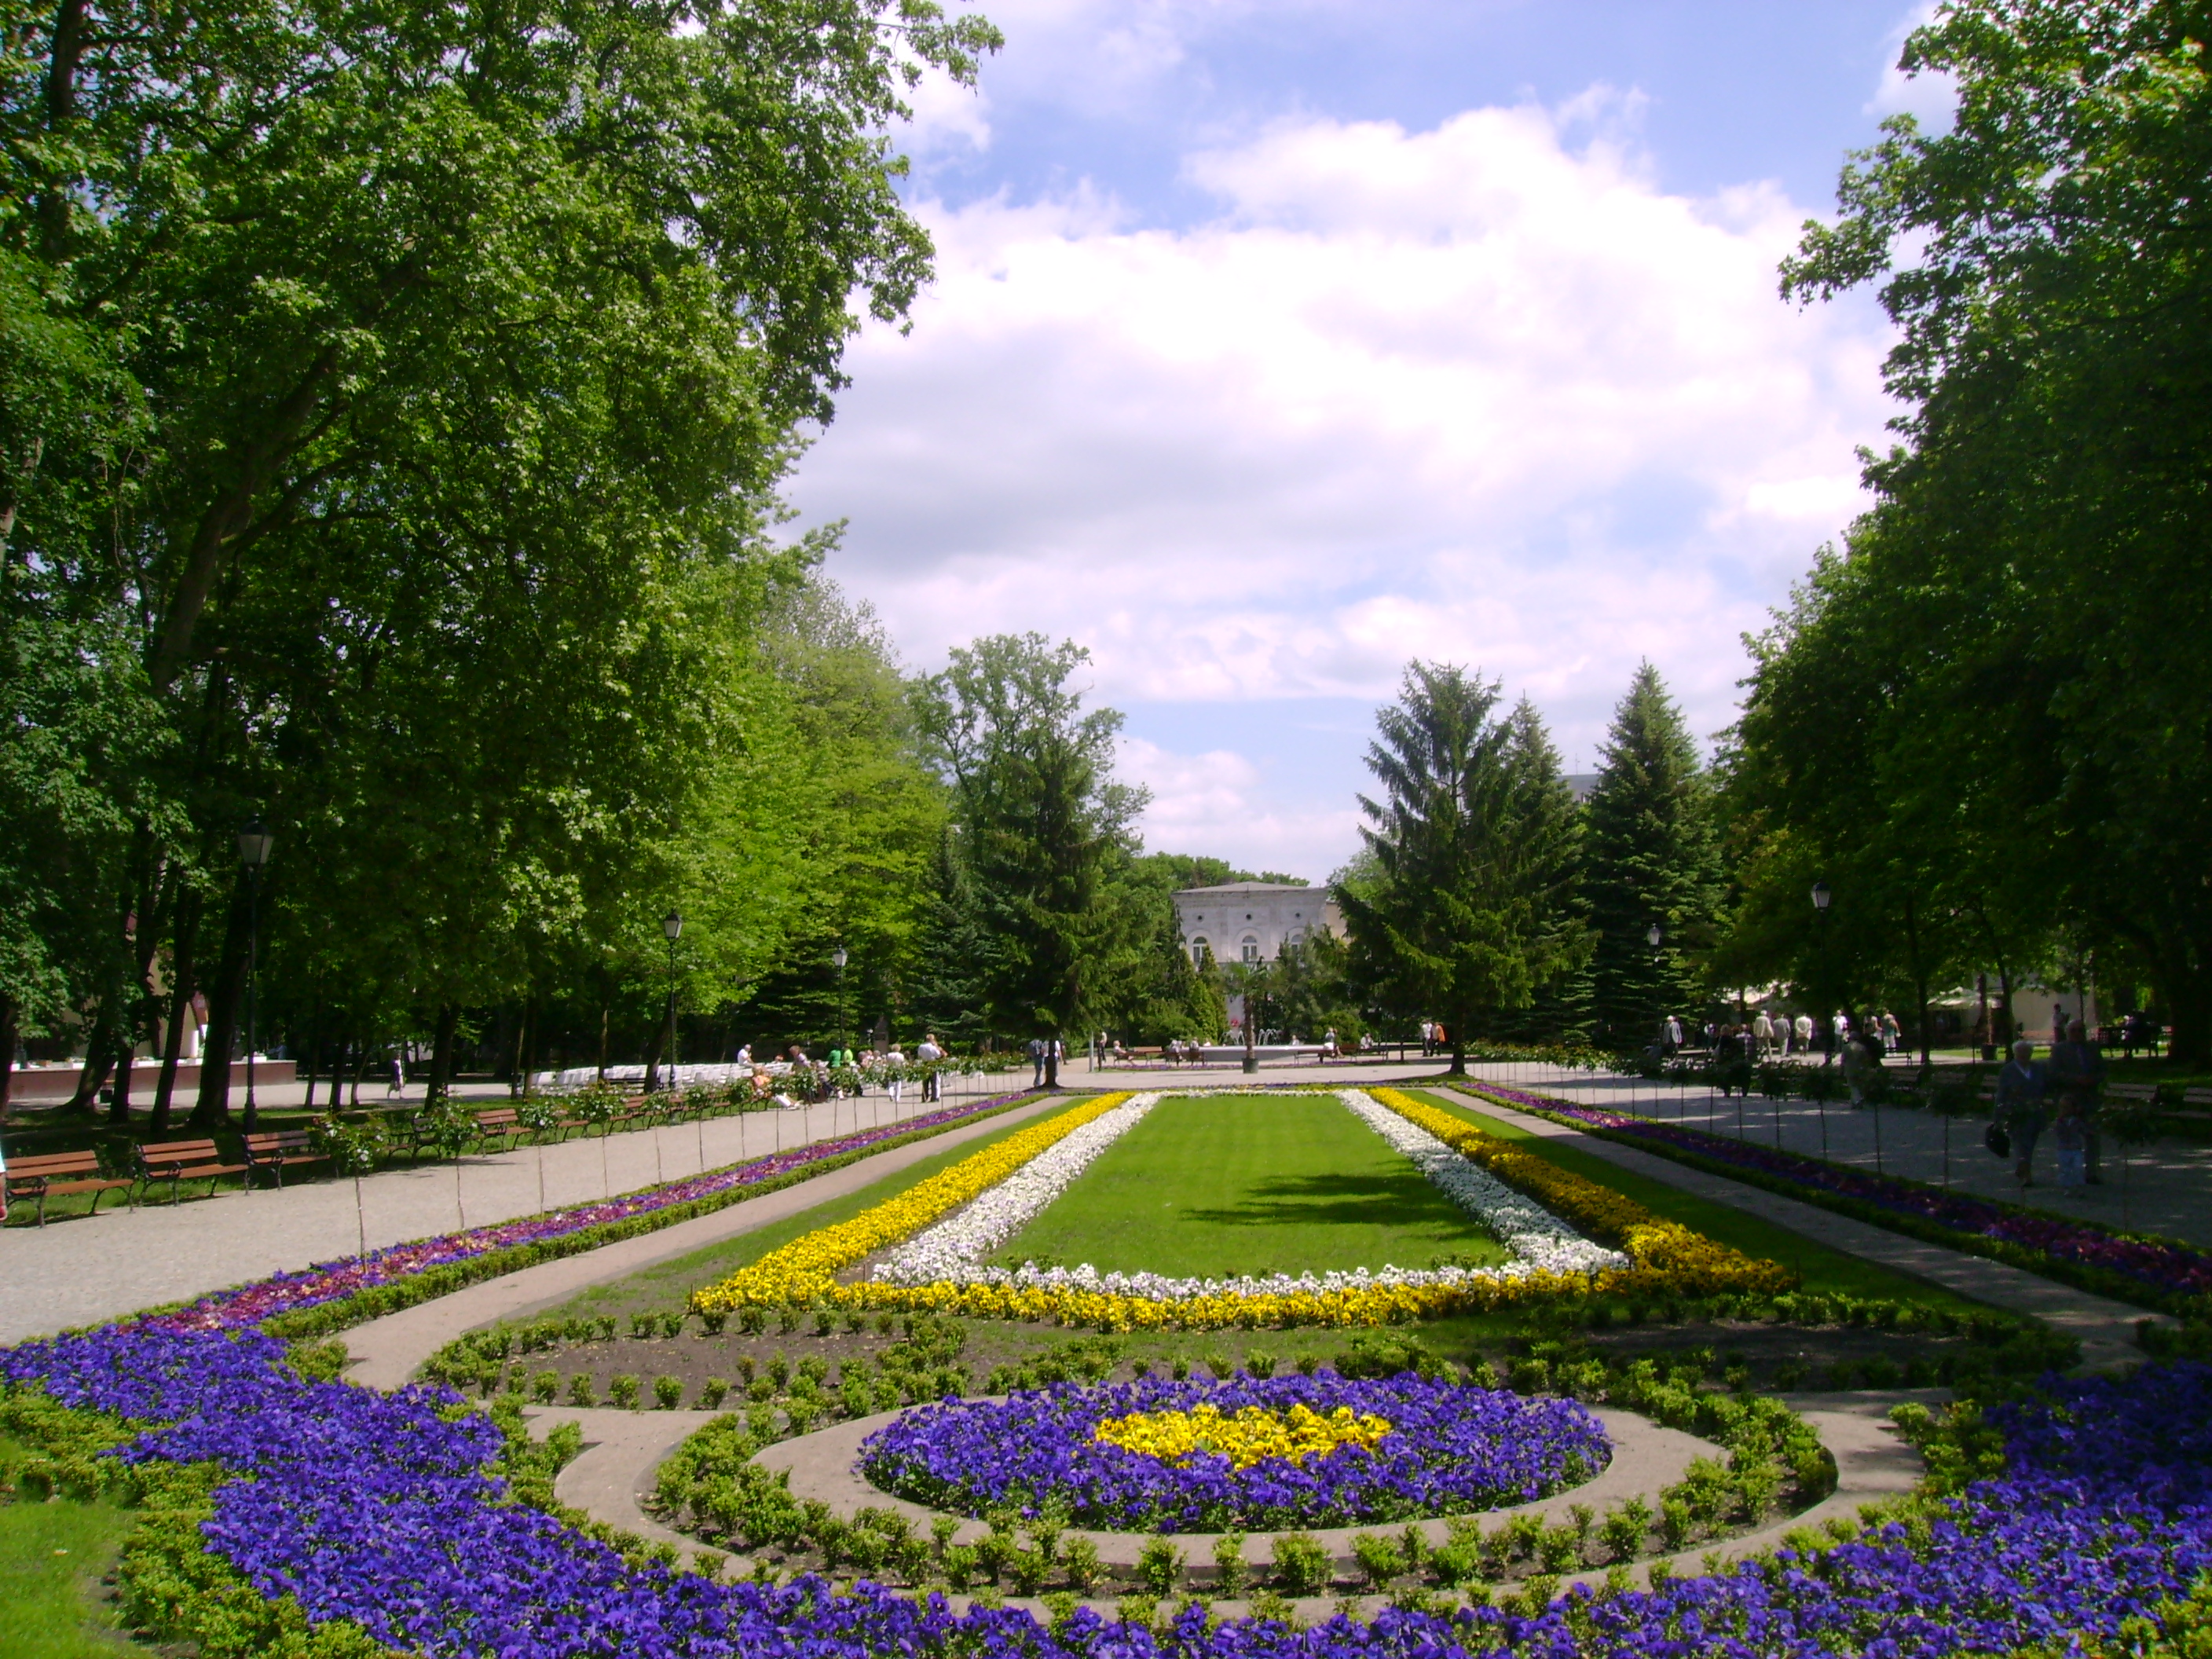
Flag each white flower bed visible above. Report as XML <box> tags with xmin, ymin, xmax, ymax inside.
<box><xmin>873</xmin><ymin>1093</ymin><xmax>1163</xmax><ymax>1285</ymax></box>
<box><xmin>866</xmin><ymin>1087</ymin><xmax>1624</xmax><ymax>1301</ymax></box>
<box><xmin>1335</xmin><ymin>1089</ymin><xmax>1623</xmax><ymax>1275</ymax></box>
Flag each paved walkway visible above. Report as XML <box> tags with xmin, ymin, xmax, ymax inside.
<box><xmin>1461</xmin><ymin>1060</ymin><xmax>2212</xmax><ymax>1247</ymax></box>
<box><xmin>0</xmin><ymin>1074</ymin><xmax>1032</xmax><ymax>1344</ymax></box>
<box><xmin>342</xmin><ymin>1093</ymin><xmax>1066</xmax><ymax>1388</ymax></box>
<box><xmin>1438</xmin><ymin>1079</ymin><xmax>2163</xmax><ymax>1368</ymax></box>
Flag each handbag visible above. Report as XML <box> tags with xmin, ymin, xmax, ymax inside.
<box><xmin>1984</xmin><ymin>1121</ymin><xmax>2012</xmax><ymax>1159</ymax></box>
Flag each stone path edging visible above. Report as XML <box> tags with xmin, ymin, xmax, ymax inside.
<box><xmin>753</xmin><ymin>1401</ymin><xmax>1712</xmax><ymax>1571</ymax></box>
<box><xmin>526</xmin><ymin>1387</ymin><xmax>1928</xmax><ymax>1625</ymax></box>
<box><xmin>341</xmin><ymin>1093</ymin><xmax>1064</xmax><ymax>1389</ymax></box>
<box><xmin>1441</xmin><ymin>1082</ymin><xmax>2163</xmax><ymax>1368</ymax></box>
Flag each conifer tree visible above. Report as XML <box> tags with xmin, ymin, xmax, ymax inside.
<box><xmin>1583</xmin><ymin>663</ymin><xmax>1723</xmax><ymax>1049</ymax></box>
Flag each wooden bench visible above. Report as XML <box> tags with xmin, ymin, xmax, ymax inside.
<box><xmin>470</xmin><ymin>1108</ymin><xmax>525</xmax><ymax>1150</ymax></box>
<box><xmin>2175</xmin><ymin>1085</ymin><xmax>2212</xmax><ymax>1125</ymax></box>
<box><xmin>4</xmin><ymin>1150</ymin><xmax>135</xmax><ymax>1225</ymax></box>
<box><xmin>136</xmin><ymin>1137</ymin><xmax>251</xmax><ymax>1204</ymax></box>
<box><xmin>243</xmin><ymin>1130</ymin><xmax>329</xmax><ymax>1188</ymax></box>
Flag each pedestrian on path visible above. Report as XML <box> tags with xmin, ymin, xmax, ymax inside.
<box><xmin>1995</xmin><ymin>1038</ymin><xmax>2049</xmax><ymax>1188</ymax></box>
<box><xmin>1027</xmin><ymin>1037</ymin><xmax>1046</xmax><ymax>1087</ymax></box>
<box><xmin>2054</xmin><ymin>1101</ymin><xmax>2088</xmax><ymax>1188</ymax></box>
<box><xmin>387</xmin><ymin>1053</ymin><xmax>405</xmax><ymax>1098</ymax></box>
<box><xmin>2049</xmin><ymin>1018</ymin><xmax>2106</xmax><ymax>1184</ymax></box>
<box><xmin>1793</xmin><ymin>1013</ymin><xmax>1814</xmax><ymax>1056</ymax></box>
<box><xmin>917</xmin><ymin>1032</ymin><xmax>943</xmax><ymax>1101</ymax></box>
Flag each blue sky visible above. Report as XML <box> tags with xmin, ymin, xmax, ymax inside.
<box><xmin>790</xmin><ymin>0</ymin><xmax>1946</xmax><ymax>881</ymax></box>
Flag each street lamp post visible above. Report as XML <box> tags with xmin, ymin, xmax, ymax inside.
<box><xmin>659</xmin><ymin>911</ymin><xmax>683</xmax><ymax>1094</ymax></box>
<box><xmin>236</xmin><ymin>820</ymin><xmax>274</xmax><ymax>1133</ymax></box>
<box><xmin>1811</xmin><ymin>880</ymin><xmax>1832</xmax><ymax>1159</ymax></box>
<box><xmin>831</xmin><ymin>947</ymin><xmax>848</xmax><ymax>1134</ymax></box>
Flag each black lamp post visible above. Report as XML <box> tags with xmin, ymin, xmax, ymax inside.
<box><xmin>660</xmin><ymin>911</ymin><xmax>683</xmax><ymax>1093</ymax></box>
<box><xmin>1810</xmin><ymin>878</ymin><xmax>1833</xmax><ymax>1157</ymax></box>
<box><xmin>236</xmin><ymin>819</ymin><xmax>275</xmax><ymax>1133</ymax></box>
<box><xmin>831</xmin><ymin>944</ymin><xmax>849</xmax><ymax>1055</ymax></box>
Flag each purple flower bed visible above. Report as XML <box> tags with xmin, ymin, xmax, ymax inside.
<box><xmin>10</xmin><ymin>1317</ymin><xmax>2212</xmax><ymax>1659</ymax></box>
<box><xmin>860</xmin><ymin>1374</ymin><xmax>1611</xmax><ymax>1530</ymax></box>
<box><xmin>141</xmin><ymin>1090</ymin><xmax>1031</xmax><ymax>1333</ymax></box>
<box><xmin>1467</xmin><ymin>1080</ymin><xmax>2212</xmax><ymax>1306</ymax></box>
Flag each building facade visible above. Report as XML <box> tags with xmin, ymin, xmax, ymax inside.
<box><xmin>1171</xmin><ymin>881</ymin><xmax>1342</xmax><ymax>966</ymax></box>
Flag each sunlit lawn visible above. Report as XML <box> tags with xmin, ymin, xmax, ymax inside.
<box><xmin>996</xmin><ymin>1093</ymin><xmax>1513</xmax><ymax>1279</ymax></box>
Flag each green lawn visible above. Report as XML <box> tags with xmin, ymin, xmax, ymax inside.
<box><xmin>994</xmin><ymin>1093</ymin><xmax>1513</xmax><ymax>1279</ymax></box>
<box><xmin>1408</xmin><ymin>1089</ymin><xmax>1996</xmax><ymax>1311</ymax></box>
<box><xmin>0</xmin><ymin>1492</ymin><xmax>139</xmax><ymax>1658</ymax></box>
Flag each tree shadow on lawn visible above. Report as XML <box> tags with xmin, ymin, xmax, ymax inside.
<box><xmin>1178</xmin><ymin>1170</ymin><xmax>1472</xmax><ymax>1232</ymax></box>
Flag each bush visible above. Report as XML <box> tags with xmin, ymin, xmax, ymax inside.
<box><xmin>1271</xmin><ymin>1531</ymin><xmax>1331</xmax><ymax>1596</ymax></box>
<box><xmin>1137</xmin><ymin>1536</ymin><xmax>1186</xmax><ymax>1595</ymax></box>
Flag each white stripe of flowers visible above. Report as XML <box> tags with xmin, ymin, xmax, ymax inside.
<box><xmin>872</xmin><ymin>1093</ymin><xmax>1165</xmax><ymax>1286</ymax></box>
<box><xmin>868</xmin><ymin>1088</ymin><xmax>1625</xmax><ymax>1302</ymax></box>
<box><xmin>1334</xmin><ymin>1089</ymin><xmax>1621</xmax><ymax>1274</ymax></box>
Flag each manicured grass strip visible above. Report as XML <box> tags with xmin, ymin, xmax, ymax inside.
<box><xmin>1404</xmin><ymin>1091</ymin><xmax>1994</xmax><ymax>1312</ymax></box>
<box><xmin>996</xmin><ymin>1093</ymin><xmax>1513</xmax><ymax>1280</ymax></box>
<box><xmin>533</xmin><ymin>1108</ymin><xmax>1096</xmax><ymax>1327</ymax></box>
<box><xmin>0</xmin><ymin>1485</ymin><xmax>139</xmax><ymax>1659</ymax></box>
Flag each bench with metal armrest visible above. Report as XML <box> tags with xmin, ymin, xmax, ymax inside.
<box><xmin>136</xmin><ymin>1137</ymin><xmax>252</xmax><ymax>1204</ymax></box>
<box><xmin>4</xmin><ymin>1150</ymin><xmax>136</xmax><ymax>1225</ymax></box>
<box><xmin>242</xmin><ymin>1130</ymin><xmax>330</xmax><ymax>1188</ymax></box>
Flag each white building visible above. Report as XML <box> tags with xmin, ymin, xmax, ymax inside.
<box><xmin>1172</xmin><ymin>881</ymin><xmax>1342</xmax><ymax>966</ymax></box>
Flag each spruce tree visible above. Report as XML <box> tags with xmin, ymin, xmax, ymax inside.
<box><xmin>1584</xmin><ymin>663</ymin><xmax>1723</xmax><ymax>1049</ymax></box>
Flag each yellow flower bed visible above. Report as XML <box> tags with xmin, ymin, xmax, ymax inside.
<box><xmin>1364</xmin><ymin>1088</ymin><xmax>1793</xmax><ymax>1298</ymax></box>
<box><xmin>1093</xmin><ymin>1402</ymin><xmax>1393</xmax><ymax>1469</ymax></box>
<box><xmin>689</xmin><ymin>1094</ymin><xmax>1133</xmax><ymax>1315</ymax></box>
<box><xmin>691</xmin><ymin>1085</ymin><xmax>1790</xmax><ymax>1331</ymax></box>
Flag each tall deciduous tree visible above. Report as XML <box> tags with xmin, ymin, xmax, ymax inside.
<box><xmin>1339</xmin><ymin>664</ymin><xmax>1590</xmax><ymax>1073</ymax></box>
<box><xmin>1756</xmin><ymin>0</ymin><xmax>2212</xmax><ymax>1061</ymax></box>
<box><xmin>912</xmin><ymin>635</ymin><xmax>1146</xmax><ymax>1081</ymax></box>
<box><xmin>1584</xmin><ymin>663</ymin><xmax>1721</xmax><ymax>1049</ymax></box>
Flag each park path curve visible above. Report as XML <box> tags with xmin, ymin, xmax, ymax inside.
<box><xmin>341</xmin><ymin>1092</ymin><xmax>1064</xmax><ymax>1389</ymax></box>
<box><xmin>1438</xmin><ymin>1081</ymin><xmax>2162</xmax><ymax>1369</ymax></box>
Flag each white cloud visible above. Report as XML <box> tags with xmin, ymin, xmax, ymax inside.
<box><xmin>1866</xmin><ymin>3</ymin><xmax>1956</xmax><ymax>129</ymax></box>
<box><xmin>1119</xmin><ymin>735</ymin><xmax>1364</xmax><ymax>881</ymax></box>
<box><xmin>791</xmin><ymin>92</ymin><xmax>1897</xmax><ymax>869</ymax></box>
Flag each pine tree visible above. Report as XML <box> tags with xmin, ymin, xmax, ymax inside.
<box><xmin>1339</xmin><ymin>665</ymin><xmax>1591</xmax><ymax>1072</ymax></box>
<box><xmin>1488</xmin><ymin>698</ymin><xmax>1595</xmax><ymax>1045</ymax></box>
<box><xmin>1584</xmin><ymin>663</ymin><xmax>1723</xmax><ymax>1049</ymax></box>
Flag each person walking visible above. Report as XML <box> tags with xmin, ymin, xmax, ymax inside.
<box><xmin>1752</xmin><ymin>1009</ymin><xmax>1775</xmax><ymax>1059</ymax></box>
<box><xmin>2049</xmin><ymin>1018</ymin><xmax>2106</xmax><ymax>1184</ymax></box>
<box><xmin>1994</xmin><ymin>1038</ymin><xmax>2049</xmax><ymax>1188</ymax></box>
<box><xmin>386</xmin><ymin>1053</ymin><xmax>405</xmax><ymax>1098</ymax></box>
<box><xmin>1027</xmin><ymin>1037</ymin><xmax>1046</xmax><ymax>1088</ymax></box>
<box><xmin>917</xmin><ymin>1031</ymin><xmax>943</xmax><ymax>1101</ymax></box>
<box><xmin>1792</xmin><ymin>1013</ymin><xmax>1813</xmax><ymax>1057</ymax></box>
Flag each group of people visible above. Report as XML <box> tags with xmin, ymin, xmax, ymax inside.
<box><xmin>1993</xmin><ymin>1020</ymin><xmax>2107</xmax><ymax>1189</ymax></box>
<box><xmin>1657</xmin><ymin>1009</ymin><xmax>1906</xmax><ymax>1061</ymax></box>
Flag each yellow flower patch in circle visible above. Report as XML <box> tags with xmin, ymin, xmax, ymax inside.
<box><xmin>1092</xmin><ymin>1402</ymin><xmax>1393</xmax><ymax>1470</ymax></box>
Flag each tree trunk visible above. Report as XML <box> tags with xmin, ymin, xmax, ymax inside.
<box><xmin>190</xmin><ymin>882</ymin><xmax>252</xmax><ymax>1129</ymax></box>
<box><xmin>0</xmin><ymin>994</ymin><xmax>16</xmax><ymax>1126</ymax></box>
<box><xmin>151</xmin><ymin>894</ymin><xmax>199</xmax><ymax>1137</ymax></box>
<box><xmin>596</xmin><ymin>1005</ymin><xmax>609</xmax><ymax>1082</ymax></box>
<box><xmin>427</xmin><ymin>1005</ymin><xmax>458</xmax><ymax>1104</ymax></box>
<box><xmin>1044</xmin><ymin>1035</ymin><xmax>1059</xmax><ymax>1090</ymax></box>
<box><xmin>640</xmin><ymin>1016</ymin><xmax>665</xmax><ymax>1095</ymax></box>
<box><xmin>1448</xmin><ymin>1035</ymin><xmax>1467</xmax><ymax>1076</ymax></box>
<box><xmin>65</xmin><ymin>1013</ymin><xmax>116</xmax><ymax>1114</ymax></box>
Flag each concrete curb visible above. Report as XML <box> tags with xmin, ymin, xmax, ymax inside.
<box><xmin>751</xmin><ymin>1401</ymin><xmax>1713</xmax><ymax>1572</ymax></box>
<box><xmin>533</xmin><ymin>1387</ymin><xmax>1932</xmax><ymax>1621</ymax></box>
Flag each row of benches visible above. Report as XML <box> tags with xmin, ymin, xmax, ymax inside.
<box><xmin>2</xmin><ymin>1092</ymin><xmax>691</xmax><ymax>1225</ymax></box>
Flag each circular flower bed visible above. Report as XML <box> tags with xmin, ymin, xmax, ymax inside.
<box><xmin>857</xmin><ymin>1373</ymin><xmax>1610</xmax><ymax>1531</ymax></box>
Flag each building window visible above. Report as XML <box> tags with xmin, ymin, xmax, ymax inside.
<box><xmin>1241</xmin><ymin>936</ymin><xmax>1260</xmax><ymax>964</ymax></box>
<box><xmin>1191</xmin><ymin>936</ymin><xmax>1209</xmax><ymax>965</ymax></box>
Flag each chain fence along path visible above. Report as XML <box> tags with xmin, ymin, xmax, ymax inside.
<box><xmin>0</xmin><ymin>1080</ymin><xmax>1035</xmax><ymax>1344</ymax></box>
